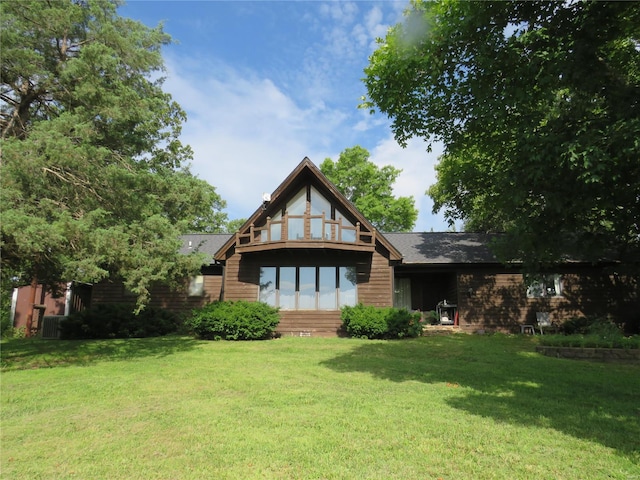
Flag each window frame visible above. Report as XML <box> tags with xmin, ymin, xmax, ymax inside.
<box><xmin>188</xmin><ymin>275</ymin><xmax>205</xmax><ymax>297</ymax></box>
<box><xmin>257</xmin><ymin>186</ymin><xmax>359</xmax><ymax>243</ymax></box>
<box><xmin>258</xmin><ymin>265</ymin><xmax>357</xmax><ymax>310</ymax></box>
<box><xmin>526</xmin><ymin>274</ymin><xmax>563</xmax><ymax>298</ymax></box>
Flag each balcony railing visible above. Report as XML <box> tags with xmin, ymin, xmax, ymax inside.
<box><xmin>235</xmin><ymin>212</ymin><xmax>375</xmax><ymax>252</ymax></box>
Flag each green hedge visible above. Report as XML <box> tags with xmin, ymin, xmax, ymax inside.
<box><xmin>341</xmin><ymin>304</ymin><xmax>423</xmax><ymax>339</ymax></box>
<box><xmin>60</xmin><ymin>304</ymin><xmax>181</xmax><ymax>339</ymax></box>
<box><xmin>537</xmin><ymin>315</ymin><xmax>640</xmax><ymax>349</ymax></box>
<box><xmin>186</xmin><ymin>300</ymin><xmax>280</xmax><ymax>340</ymax></box>
<box><xmin>538</xmin><ymin>334</ymin><xmax>640</xmax><ymax>349</ymax></box>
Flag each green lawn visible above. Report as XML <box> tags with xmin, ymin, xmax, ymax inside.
<box><xmin>1</xmin><ymin>334</ymin><xmax>638</xmax><ymax>479</ymax></box>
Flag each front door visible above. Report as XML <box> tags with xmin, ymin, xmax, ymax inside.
<box><xmin>394</xmin><ymin>277</ymin><xmax>412</xmax><ymax>310</ymax></box>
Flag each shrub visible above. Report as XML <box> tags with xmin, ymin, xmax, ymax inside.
<box><xmin>186</xmin><ymin>301</ymin><xmax>280</xmax><ymax>341</ymax></box>
<box><xmin>341</xmin><ymin>304</ymin><xmax>423</xmax><ymax>339</ymax></box>
<box><xmin>341</xmin><ymin>304</ymin><xmax>388</xmax><ymax>339</ymax></box>
<box><xmin>386</xmin><ymin>308</ymin><xmax>423</xmax><ymax>339</ymax></box>
<box><xmin>561</xmin><ymin>316</ymin><xmax>592</xmax><ymax>335</ymax></box>
<box><xmin>59</xmin><ymin>304</ymin><xmax>180</xmax><ymax>339</ymax></box>
<box><xmin>539</xmin><ymin>334</ymin><xmax>640</xmax><ymax>349</ymax></box>
<box><xmin>423</xmin><ymin>310</ymin><xmax>439</xmax><ymax>325</ymax></box>
<box><xmin>561</xmin><ymin>316</ymin><xmax>621</xmax><ymax>336</ymax></box>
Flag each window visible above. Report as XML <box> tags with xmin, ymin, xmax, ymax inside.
<box><xmin>310</xmin><ymin>186</ymin><xmax>331</xmax><ymax>240</ymax></box>
<box><xmin>259</xmin><ymin>267</ymin><xmax>276</xmax><ymax>304</ymax></box>
<box><xmin>336</xmin><ymin>209</ymin><xmax>356</xmax><ymax>242</ymax></box>
<box><xmin>287</xmin><ymin>189</ymin><xmax>306</xmax><ymax>240</ymax></box>
<box><xmin>526</xmin><ymin>274</ymin><xmax>563</xmax><ymax>298</ymax></box>
<box><xmin>279</xmin><ymin>267</ymin><xmax>296</xmax><ymax>309</ymax></box>
<box><xmin>257</xmin><ymin>186</ymin><xmax>358</xmax><ymax>243</ymax></box>
<box><xmin>258</xmin><ymin>266</ymin><xmax>357</xmax><ymax>310</ymax></box>
<box><xmin>318</xmin><ymin>267</ymin><xmax>337</xmax><ymax>309</ymax></box>
<box><xmin>338</xmin><ymin>266</ymin><xmax>357</xmax><ymax>307</ymax></box>
<box><xmin>269</xmin><ymin>211</ymin><xmax>282</xmax><ymax>242</ymax></box>
<box><xmin>188</xmin><ymin>275</ymin><xmax>205</xmax><ymax>297</ymax></box>
<box><xmin>298</xmin><ymin>267</ymin><xmax>316</xmax><ymax>309</ymax></box>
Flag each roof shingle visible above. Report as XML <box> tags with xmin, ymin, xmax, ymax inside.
<box><xmin>181</xmin><ymin>232</ymin><xmax>501</xmax><ymax>265</ymax></box>
<box><xmin>382</xmin><ymin>232</ymin><xmax>500</xmax><ymax>264</ymax></box>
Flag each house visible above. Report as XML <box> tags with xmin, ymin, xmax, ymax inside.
<box><xmin>9</xmin><ymin>282</ymin><xmax>91</xmax><ymax>336</ymax></box>
<box><xmin>12</xmin><ymin>158</ymin><xmax>638</xmax><ymax>336</ymax></box>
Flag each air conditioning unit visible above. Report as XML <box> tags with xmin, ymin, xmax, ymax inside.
<box><xmin>41</xmin><ymin>315</ymin><xmax>65</xmax><ymax>339</ymax></box>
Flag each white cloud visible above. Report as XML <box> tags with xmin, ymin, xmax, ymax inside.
<box><xmin>319</xmin><ymin>2</ymin><xmax>359</xmax><ymax>24</ymax></box>
<box><xmin>364</xmin><ymin>6</ymin><xmax>389</xmax><ymax>45</ymax></box>
<box><xmin>162</xmin><ymin>56</ymin><xmax>342</xmax><ymax>221</ymax></box>
<box><xmin>369</xmin><ymin>136</ymin><xmax>451</xmax><ymax>232</ymax></box>
<box><xmin>150</xmin><ymin>2</ymin><xmax>453</xmax><ymax>232</ymax></box>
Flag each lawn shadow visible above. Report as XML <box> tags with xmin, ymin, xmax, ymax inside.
<box><xmin>320</xmin><ymin>335</ymin><xmax>640</xmax><ymax>463</ymax></box>
<box><xmin>0</xmin><ymin>335</ymin><xmax>201</xmax><ymax>371</ymax></box>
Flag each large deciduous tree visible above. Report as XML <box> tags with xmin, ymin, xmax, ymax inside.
<box><xmin>363</xmin><ymin>0</ymin><xmax>640</xmax><ymax>273</ymax></box>
<box><xmin>320</xmin><ymin>146</ymin><xmax>418</xmax><ymax>232</ymax></box>
<box><xmin>0</xmin><ymin>0</ymin><xmax>227</xmax><ymax>318</ymax></box>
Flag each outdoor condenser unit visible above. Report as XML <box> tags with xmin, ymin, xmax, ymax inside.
<box><xmin>41</xmin><ymin>315</ymin><xmax>65</xmax><ymax>339</ymax></box>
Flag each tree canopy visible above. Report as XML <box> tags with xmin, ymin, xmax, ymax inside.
<box><xmin>363</xmin><ymin>0</ymin><xmax>640</xmax><ymax>272</ymax></box>
<box><xmin>320</xmin><ymin>146</ymin><xmax>418</xmax><ymax>232</ymax></box>
<box><xmin>0</xmin><ymin>0</ymin><xmax>227</xmax><ymax>307</ymax></box>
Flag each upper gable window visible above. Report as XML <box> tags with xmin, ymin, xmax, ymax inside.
<box><xmin>310</xmin><ymin>186</ymin><xmax>331</xmax><ymax>240</ymax></box>
<box><xmin>336</xmin><ymin>209</ymin><xmax>355</xmax><ymax>242</ymax></box>
<box><xmin>259</xmin><ymin>185</ymin><xmax>359</xmax><ymax>243</ymax></box>
<box><xmin>287</xmin><ymin>188</ymin><xmax>307</xmax><ymax>240</ymax></box>
<box><xmin>310</xmin><ymin>186</ymin><xmax>331</xmax><ymax>216</ymax></box>
<box><xmin>287</xmin><ymin>188</ymin><xmax>306</xmax><ymax>215</ymax></box>
<box><xmin>270</xmin><ymin>210</ymin><xmax>282</xmax><ymax>241</ymax></box>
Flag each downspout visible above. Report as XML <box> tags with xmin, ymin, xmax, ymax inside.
<box><xmin>220</xmin><ymin>263</ymin><xmax>226</xmax><ymax>301</ymax></box>
<box><xmin>64</xmin><ymin>282</ymin><xmax>72</xmax><ymax>316</ymax></box>
<box><xmin>10</xmin><ymin>288</ymin><xmax>18</xmax><ymax>327</ymax></box>
<box><xmin>24</xmin><ymin>277</ymin><xmax>37</xmax><ymax>337</ymax></box>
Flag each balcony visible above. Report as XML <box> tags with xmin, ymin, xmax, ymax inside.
<box><xmin>235</xmin><ymin>212</ymin><xmax>376</xmax><ymax>254</ymax></box>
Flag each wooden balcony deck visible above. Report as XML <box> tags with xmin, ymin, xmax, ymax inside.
<box><xmin>235</xmin><ymin>212</ymin><xmax>376</xmax><ymax>253</ymax></box>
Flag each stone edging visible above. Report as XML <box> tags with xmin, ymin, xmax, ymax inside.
<box><xmin>536</xmin><ymin>345</ymin><xmax>640</xmax><ymax>363</ymax></box>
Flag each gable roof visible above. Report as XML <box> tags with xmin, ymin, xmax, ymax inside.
<box><xmin>180</xmin><ymin>232</ymin><xmax>502</xmax><ymax>266</ymax></box>
<box><xmin>180</xmin><ymin>233</ymin><xmax>230</xmax><ymax>264</ymax></box>
<box><xmin>213</xmin><ymin>157</ymin><xmax>403</xmax><ymax>262</ymax></box>
<box><xmin>383</xmin><ymin>232</ymin><xmax>501</xmax><ymax>264</ymax></box>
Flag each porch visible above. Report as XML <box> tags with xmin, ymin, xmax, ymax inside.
<box><xmin>394</xmin><ymin>271</ymin><xmax>460</xmax><ymax>325</ymax></box>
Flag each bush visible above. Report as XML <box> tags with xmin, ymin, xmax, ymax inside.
<box><xmin>186</xmin><ymin>301</ymin><xmax>280</xmax><ymax>341</ymax></box>
<box><xmin>561</xmin><ymin>316</ymin><xmax>624</xmax><ymax>338</ymax></box>
<box><xmin>341</xmin><ymin>304</ymin><xmax>388</xmax><ymax>339</ymax></box>
<box><xmin>59</xmin><ymin>304</ymin><xmax>180</xmax><ymax>339</ymax></box>
<box><xmin>386</xmin><ymin>308</ymin><xmax>423</xmax><ymax>338</ymax></box>
<box><xmin>423</xmin><ymin>310</ymin><xmax>439</xmax><ymax>325</ymax></box>
<box><xmin>341</xmin><ymin>304</ymin><xmax>423</xmax><ymax>339</ymax></box>
<box><xmin>539</xmin><ymin>334</ymin><xmax>640</xmax><ymax>349</ymax></box>
<box><xmin>561</xmin><ymin>316</ymin><xmax>594</xmax><ymax>335</ymax></box>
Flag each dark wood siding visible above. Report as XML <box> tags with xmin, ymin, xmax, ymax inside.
<box><xmin>91</xmin><ymin>271</ymin><xmax>223</xmax><ymax>316</ymax></box>
<box><xmin>222</xmin><ymin>246</ymin><xmax>394</xmax><ymax>335</ymax></box>
<box><xmin>277</xmin><ymin>311</ymin><xmax>344</xmax><ymax>337</ymax></box>
<box><xmin>356</xmin><ymin>244</ymin><xmax>394</xmax><ymax>308</ymax></box>
<box><xmin>456</xmin><ymin>270</ymin><xmax>529</xmax><ymax>330</ymax></box>
<box><xmin>12</xmin><ymin>284</ymin><xmax>66</xmax><ymax>330</ymax></box>
<box><xmin>456</xmin><ymin>267</ymin><xmax>638</xmax><ymax>332</ymax></box>
<box><xmin>223</xmin><ymin>252</ymin><xmax>260</xmax><ymax>302</ymax></box>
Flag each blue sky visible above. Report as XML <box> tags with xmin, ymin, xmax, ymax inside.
<box><xmin>119</xmin><ymin>1</ymin><xmax>450</xmax><ymax>231</ymax></box>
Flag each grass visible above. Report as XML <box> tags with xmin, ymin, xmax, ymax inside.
<box><xmin>1</xmin><ymin>334</ymin><xmax>639</xmax><ymax>479</ymax></box>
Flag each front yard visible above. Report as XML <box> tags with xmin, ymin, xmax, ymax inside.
<box><xmin>1</xmin><ymin>334</ymin><xmax>638</xmax><ymax>479</ymax></box>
